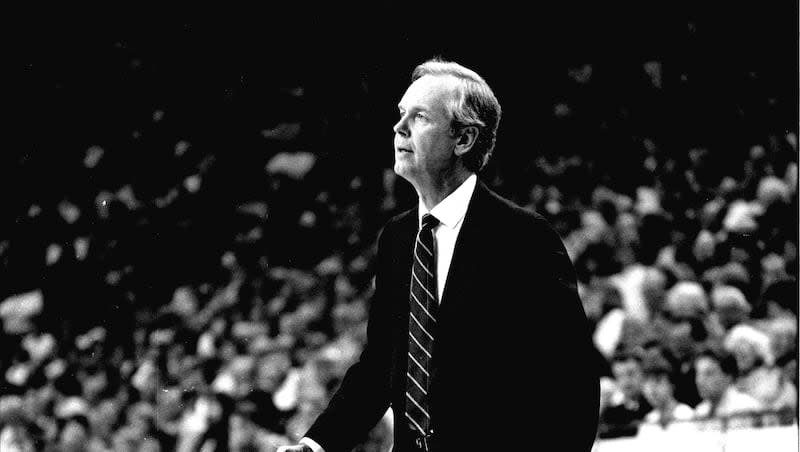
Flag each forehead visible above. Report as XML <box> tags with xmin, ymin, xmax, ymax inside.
<box><xmin>399</xmin><ymin>75</ymin><xmax>458</xmax><ymax>114</ymax></box>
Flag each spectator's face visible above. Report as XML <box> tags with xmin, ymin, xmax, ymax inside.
<box><xmin>643</xmin><ymin>374</ymin><xmax>673</xmax><ymax>408</ymax></box>
<box><xmin>393</xmin><ymin>75</ymin><xmax>460</xmax><ymax>188</ymax></box>
<box><xmin>89</xmin><ymin>399</ymin><xmax>120</xmax><ymax>437</ymax></box>
<box><xmin>694</xmin><ymin>356</ymin><xmax>730</xmax><ymax>401</ymax></box>
<box><xmin>24</xmin><ymin>385</ymin><xmax>55</xmax><ymax>415</ymax></box>
<box><xmin>256</xmin><ymin>353</ymin><xmax>290</xmax><ymax>392</ymax></box>
<box><xmin>769</xmin><ymin>324</ymin><xmax>797</xmax><ymax>359</ymax></box>
<box><xmin>58</xmin><ymin>420</ymin><xmax>87</xmax><ymax>452</ymax></box>
<box><xmin>611</xmin><ymin>359</ymin><xmax>643</xmax><ymax>399</ymax></box>
<box><xmin>229</xmin><ymin>414</ymin><xmax>256</xmax><ymax>449</ymax></box>
<box><xmin>715</xmin><ymin>305</ymin><xmax>748</xmax><ymax>330</ymax></box>
<box><xmin>666</xmin><ymin>323</ymin><xmax>696</xmax><ymax>360</ymax></box>
<box><xmin>0</xmin><ymin>424</ymin><xmax>35</xmax><ymax>452</ymax></box>
<box><xmin>616</xmin><ymin>213</ymin><xmax>638</xmax><ymax>245</ymax></box>
<box><xmin>730</xmin><ymin>341</ymin><xmax>759</xmax><ymax>371</ymax></box>
<box><xmin>81</xmin><ymin>370</ymin><xmax>108</xmax><ymax>402</ymax></box>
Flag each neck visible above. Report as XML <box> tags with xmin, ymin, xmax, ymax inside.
<box><xmin>415</xmin><ymin>168</ymin><xmax>473</xmax><ymax>211</ymax></box>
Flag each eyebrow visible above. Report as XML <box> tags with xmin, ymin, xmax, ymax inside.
<box><xmin>398</xmin><ymin>104</ymin><xmax>429</xmax><ymax>114</ymax></box>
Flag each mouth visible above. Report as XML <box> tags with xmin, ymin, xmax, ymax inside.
<box><xmin>396</xmin><ymin>147</ymin><xmax>412</xmax><ymax>153</ymax></box>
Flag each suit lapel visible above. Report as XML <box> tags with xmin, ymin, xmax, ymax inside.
<box><xmin>389</xmin><ymin>182</ymin><xmax>493</xmax><ymax>328</ymax></box>
<box><xmin>392</xmin><ymin>207</ymin><xmax>419</xmax><ymax>314</ymax></box>
<box><xmin>436</xmin><ymin>181</ymin><xmax>491</xmax><ymax>326</ymax></box>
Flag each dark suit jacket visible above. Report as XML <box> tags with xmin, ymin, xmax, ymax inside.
<box><xmin>306</xmin><ymin>181</ymin><xmax>599</xmax><ymax>451</ymax></box>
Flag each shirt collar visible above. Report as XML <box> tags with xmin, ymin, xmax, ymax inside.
<box><xmin>418</xmin><ymin>174</ymin><xmax>477</xmax><ymax>230</ymax></box>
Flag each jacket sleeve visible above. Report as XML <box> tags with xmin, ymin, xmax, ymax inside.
<box><xmin>508</xmin><ymin>216</ymin><xmax>600</xmax><ymax>451</ymax></box>
<box><xmin>303</xmin><ymin>225</ymin><xmax>396</xmax><ymax>452</ymax></box>
<box><xmin>540</xmin><ymin>217</ymin><xmax>600</xmax><ymax>450</ymax></box>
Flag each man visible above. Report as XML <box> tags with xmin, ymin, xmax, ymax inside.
<box><xmin>640</xmin><ymin>352</ymin><xmax>693</xmax><ymax>427</ymax></box>
<box><xmin>280</xmin><ymin>59</ymin><xmax>599</xmax><ymax>451</ymax></box>
<box><xmin>598</xmin><ymin>350</ymin><xmax>652</xmax><ymax>438</ymax></box>
<box><xmin>693</xmin><ymin>347</ymin><xmax>763</xmax><ymax>420</ymax></box>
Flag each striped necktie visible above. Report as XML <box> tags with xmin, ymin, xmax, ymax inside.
<box><xmin>405</xmin><ymin>213</ymin><xmax>439</xmax><ymax>438</ymax></box>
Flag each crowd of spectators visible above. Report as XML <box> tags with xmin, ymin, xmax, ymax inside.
<box><xmin>6</xmin><ymin>25</ymin><xmax>798</xmax><ymax>452</ymax></box>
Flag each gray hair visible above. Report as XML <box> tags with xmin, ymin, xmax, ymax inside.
<box><xmin>412</xmin><ymin>58</ymin><xmax>502</xmax><ymax>173</ymax></box>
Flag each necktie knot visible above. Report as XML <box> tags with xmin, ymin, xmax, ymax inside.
<box><xmin>421</xmin><ymin>214</ymin><xmax>439</xmax><ymax>231</ymax></box>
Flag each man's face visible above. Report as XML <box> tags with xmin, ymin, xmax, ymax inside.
<box><xmin>611</xmin><ymin>359</ymin><xmax>643</xmax><ymax>400</ymax></box>
<box><xmin>694</xmin><ymin>356</ymin><xmax>730</xmax><ymax>401</ymax></box>
<box><xmin>393</xmin><ymin>75</ymin><xmax>460</xmax><ymax>188</ymax></box>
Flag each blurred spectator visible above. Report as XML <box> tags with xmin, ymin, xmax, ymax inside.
<box><xmin>664</xmin><ymin>281</ymin><xmax>708</xmax><ymax>322</ymax></box>
<box><xmin>598</xmin><ymin>350</ymin><xmax>652</xmax><ymax>438</ymax></box>
<box><xmin>709</xmin><ymin>285</ymin><xmax>751</xmax><ymax>330</ymax></box>
<box><xmin>723</xmin><ymin>324</ymin><xmax>797</xmax><ymax>412</ymax></box>
<box><xmin>0</xmin><ymin>414</ymin><xmax>43</xmax><ymax>452</ymax></box>
<box><xmin>640</xmin><ymin>352</ymin><xmax>694</xmax><ymax>427</ymax></box>
<box><xmin>693</xmin><ymin>348</ymin><xmax>763</xmax><ymax>419</ymax></box>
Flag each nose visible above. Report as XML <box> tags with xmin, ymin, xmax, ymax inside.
<box><xmin>393</xmin><ymin>114</ymin><xmax>409</xmax><ymax>137</ymax></box>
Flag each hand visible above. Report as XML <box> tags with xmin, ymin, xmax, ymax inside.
<box><xmin>276</xmin><ymin>445</ymin><xmax>312</xmax><ymax>452</ymax></box>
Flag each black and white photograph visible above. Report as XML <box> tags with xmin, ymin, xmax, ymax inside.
<box><xmin>8</xmin><ymin>7</ymin><xmax>799</xmax><ymax>451</ymax></box>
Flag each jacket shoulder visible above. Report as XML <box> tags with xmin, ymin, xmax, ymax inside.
<box><xmin>376</xmin><ymin>205</ymin><xmax>417</xmax><ymax>244</ymax></box>
<box><xmin>481</xmin><ymin>184</ymin><xmax>556</xmax><ymax>233</ymax></box>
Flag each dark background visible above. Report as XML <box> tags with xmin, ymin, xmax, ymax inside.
<box><xmin>10</xmin><ymin>6</ymin><xmax>799</xmax><ymax>337</ymax></box>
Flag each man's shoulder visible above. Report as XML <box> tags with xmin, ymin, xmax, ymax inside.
<box><xmin>375</xmin><ymin>205</ymin><xmax>417</xmax><ymax>244</ymax></box>
<box><xmin>478</xmin><ymin>182</ymin><xmax>548</xmax><ymax>225</ymax></box>
<box><xmin>478</xmin><ymin>182</ymin><xmax>562</xmax><ymax>242</ymax></box>
<box><xmin>384</xmin><ymin>205</ymin><xmax>417</xmax><ymax>230</ymax></box>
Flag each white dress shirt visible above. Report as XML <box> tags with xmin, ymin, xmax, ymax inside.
<box><xmin>417</xmin><ymin>173</ymin><xmax>477</xmax><ymax>302</ymax></box>
<box><xmin>300</xmin><ymin>174</ymin><xmax>477</xmax><ymax>452</ymax></box>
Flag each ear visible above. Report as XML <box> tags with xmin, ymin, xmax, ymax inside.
<box><xmin>453</xmin><ymin>126</ymin><xmax>479</xmax><ymax>157</ymax></box>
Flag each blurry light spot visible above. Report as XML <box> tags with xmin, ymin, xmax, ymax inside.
<box><xmin>554</xmin><ymin>103</ymin><xmax>571</xmax><ymax>118</ymax></box>
<box><xmin>786</xmin><ymin>132</ymin><xmax>797</xmax><ymax>151</ymax></box>
<box><xmin>299</xmin><ymin>211</ymin><xmax>316</xmax><ymax>228</ymax></box>
<box><xmin>28</xmin><ymin>204</ymin><xmax>42</xmax><ymax>218</ymax></box>
<box><xmin>184</xmin><ymin>175</ymin><xmax>202</xmax><ymax>193</ymax></box>
<box><xmin>84</xmin><ymin>146</ymin><xmax>104</xmax><ymax>168</ymax></box>
<box><xmin>568</xmin><ymin>64</ymin><xmax>593</xmax><ymax>84</ymax></box>
<box><xmin>266</xmin><ymin>152</ymin><xmax>316</xmax><ymax>179</ymax></box>
<box><xmin>46</xmin><ymin>243</ymin><xmax>63</xmax><ymax>266</ymax></box>
<box><xmin>116</xmin><ymin>185</ymin><xmax>140</xmax><ymax>210</ymax></box>
<box><xmin>261</xmin><ymin>122</ymin><xmax>301</xmax><ymax>141</ymax></box>
<box><xmin>74</xmin><ymin>237</ymin><xmax>89</xmax><ymax>261</ymax></box>
<box><xmin>643</xmin><ymin>61</ymin><xmax>662</xmax><ymax>89</ymax></box>
<box><xmin>174</xmin><ymin>140</ymin><xmax>190</xmax><ymax>156</ymax></box>
<box><xmin>58</xmin><ymin>200</ymin><xmax>81</xmax><ymax>224</ymax></box>
<box><xmin>106</xmin><ymin>271</ymin><xmax>121</xmax><ymax>286</ymax></box>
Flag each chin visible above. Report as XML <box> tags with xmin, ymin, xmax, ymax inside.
<box><xmin>393</xmin><ymin>161</ymin><xmax>411</xmax><ymax>179</ymax></box>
